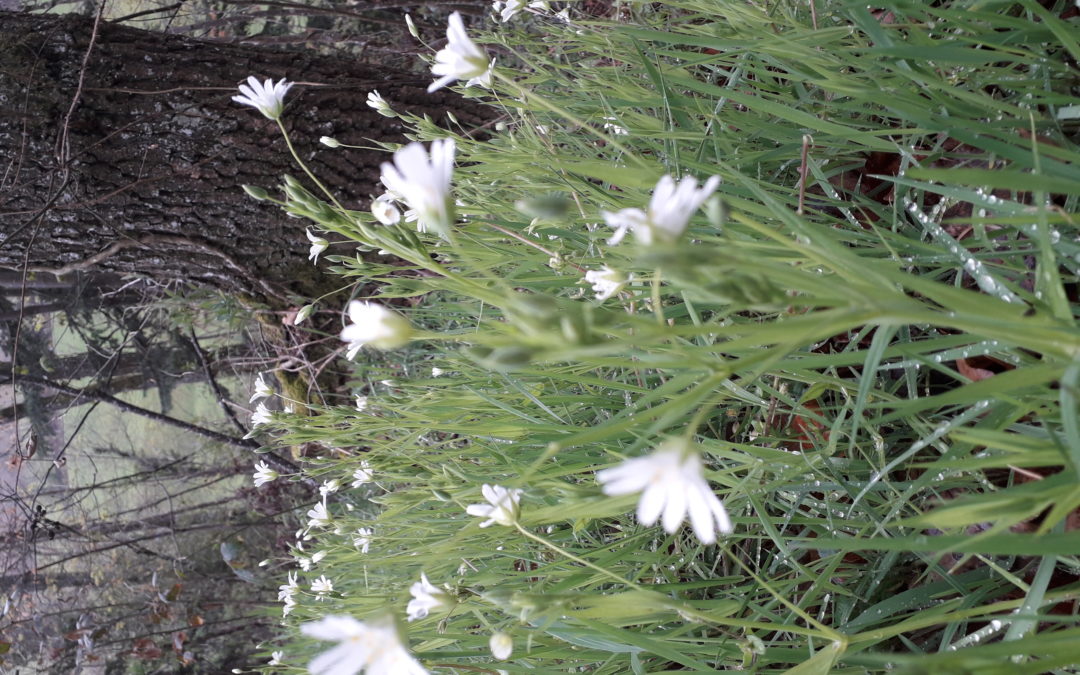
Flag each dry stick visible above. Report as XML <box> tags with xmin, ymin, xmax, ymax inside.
<box><xmin>55</xmin><ymin>0</ymin><xmax>107</xmax><ymax>167</ymax></box>
<box><xmin>25</xmin><ymin>233</ymin><xmax>288</xmax><ymax>304</ymax></box>
<box><xmin>189</xmin><ymin>328</ymin><xmax>250</xmax><ymax>437</ymax></box>
<box><xmin>797</xmin><ymin>134</ymin><xmax>812</xmax><ymax>216</ymax></box>
<box><xmin>810</xmin><ymin>0</ymin><xmax>819</xmax><ymax>30</ymax></box>
<box><xmin>12</xmin><ymin>373</ymin><xmax>304</xmax><ymax>481</ymax></box>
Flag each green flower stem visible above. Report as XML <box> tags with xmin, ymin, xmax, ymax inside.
<box><xmin>651</xmin><ymin>270</ymin><xmax>666</xmax><ymax>327</ymax></box>
<box><xmin>513</xmin><ymin>522</ymin><xmax>640</xmax><ymax>589</ymax></box>
<box><xmin>276</xmin><ymin>119</ymin><xmax>349</xmax><ymax>216</ymax></box>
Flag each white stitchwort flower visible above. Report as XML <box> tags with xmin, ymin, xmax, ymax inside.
<box><xmin>429</xmin><ymin>12</ymin><xmax>493</xmax><ymax>92</ymax></box>
<box><xmin>249</xmin><ymin>372</ymin><xmax>272</xmax><ymax>403</ymax></box>
<box><xmin>367</xmin><ymin>90</ymin><xmax>394</xmax><ymax>117</ymax></box>
<box><xmin>490</xmin><ymin>632</ymin><xmax>513</xmax><ymax>660</ymax></box>
<box><xmin>307</xmin><ymin>501</ymin><xmax>332</xmax><ymax>530</ymax></box>
<box><xmin>341</xmin><ymin>301</ymin><xmax>413</xmax><ymax>356</ymax></box>
<box><xmin>307</xmin><ymin>229</ymin><xmax>329</xmax><ymax>263</ymax></box>
<box><xmin>371</xmin><ymin>194</ymin><xmax>402</xmax><ymax>226</ymax></box>
<box><xmin>431</xmin><ymin>367</ymin><xmax>445</xmax><ymax>377</ymax></box>
<box><xmin>379</xmin><ymin>139</ymin><xmax>455</xmax><ymax>236</ymax></box>
<box><xmin>603</xmin><ymin>174</ymin><xmax>721</xmax><ymax>246</ymax></box>
<box><xmin>232</xmin><ymin>76</ymin><xmax>293</xmax><ymax>120</ymax></box>
<box><xmin>466</xmin><ymin>484</ymin><xmax>522</xmax><ymax>528</ymax></box>
<box><xmin>493</xmin><ymin>0</ymin><xmax>524</xmax><ymax>21</ymax></box>
<box><xmin>253</xmin><ymin>461</ymin><xmax>278</xmax><ymax>487</ymax></box>
<box><xmin>268</xmin><ymin>650</ymin><xmax>284</xmax><ymax>666</ymax></box>
<box><xmin>407</xmin><ymin>573</ymin><xmax>449</xmax><ymax>621</ymax></box>
<box><xmin>311</xmin><ymin>574</ymin><xmax>334</xmax><ymax>599</ymax></box>
<box><xmin>302</xmin><ymin>615</ymin><xmax>429</xmax><ymax>675</ymax></box>
<box><xmin>355</xmin><ymin>395</ymin><xmax>369</xmax><ymax>412</ymax></box>
<box><xmin>320</xmin><ymin>136</ymin><xmax>341</xmax><ymax>148</ymax></box>
<box><xmin>320</xmin><ymin>479</ymin><xmax>342</xmax><ymax>497</ymax></box>
<box><xmin>584</xmin><ymin>266</ymin><xmax>629</xmax><ymax>301</ymax></box>
<box><xmin>251</xmin><ymin>402</ymin><xmax>272</xmax><ymax>427</ymax></box>
<box><xmin>351</xmin><ymin>461</ymin><xmax>373</xmax><ymax>487</ymax></box>
<box><xmin>278</xmin><ymin>571</ymin><xmax>299</xmax><ymax>604</ymax></box>
<box><xmin>353</xmin><ymin>527</ymin><xmax>373</xmax><ymax>553</ymax></box>
<box><xmin>596</xmin><ymin>439</ymin><xmax>733</xmax><ymax>544</ymax></box>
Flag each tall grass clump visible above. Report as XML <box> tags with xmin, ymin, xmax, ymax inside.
<box><xmin>241</xmin><ymin>1</ymin><xmax>1080</xmax><ymax>672</ymax></box>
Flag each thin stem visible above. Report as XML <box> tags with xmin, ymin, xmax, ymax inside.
<box><xmin>492</xmin><ymin>71</ymin><xmax>649</xmax><ymax>169</ymax></box>
<box><xmin>513</xmin><ymin>522</ymin><xmax>639</xmax><ymax>588</ymax></box>
<box><xmin>485</xmin><ymin>221</ymin><xmax>586</xmax><ymax>273</ymax></box>
<box><xmin>651</xmin><ymin>270</ymin><xmax>666</xmax><ymax>327</ymax></box>
<box><xmin>276</xmin><ymin>119</ymin><xmax>349</xmax><ymax>215</ymax></box>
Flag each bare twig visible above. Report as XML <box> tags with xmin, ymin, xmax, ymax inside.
<box><xmin>797</xmin><ymin>134</ymin><xmax>812</xmax><ymax>216</ymax></box>
<box><xmin>190</xmin><ymin>327</ymin><xmax>249</xmax><ymax>437</ymax></box>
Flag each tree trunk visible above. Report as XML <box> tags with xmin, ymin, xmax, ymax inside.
<box><xmin>0</xmin><ymin>10</ymin><xmax>491</xmax><ymax>299</ymax></box>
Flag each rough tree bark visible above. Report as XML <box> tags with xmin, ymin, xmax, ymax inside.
<box><xmin>0</xmin><ymin>9</ymin><xmax>492</xmax><ymax>299</ymax></box>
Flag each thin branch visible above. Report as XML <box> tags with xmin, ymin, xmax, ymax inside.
<box><xmin>189</xmin><ymin>328</ymin><xmax>249</xmax><ymax>437</ymax></box>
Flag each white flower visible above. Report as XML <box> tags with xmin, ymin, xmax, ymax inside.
<box><xmin>253</xmin><ymin>461</ymin><xmax>278</xmax><ymax>487</ymax></box>
<box><xmin>466</xmin><ymin>484</ymin><xmax>522</xmax><ymax>528</ymax></box>
<box><xmin>596</xmin><ymin>439</ymin><xmax>733</xmax><ymax>544</ymax></box>
<box><xmin>431</xmin><ymin>367</ymin><xmax>445</xmax><ymax>377</ymax></box>
<box><xmin>603</xmin><ymin>174</ymin><xmax>721</xmax><ymax>246</ymax></box>
<box><xmin>351</xmin><ymin>461</ymin><xmax>373</xmax><ymax>487</ymax></box>
<box><xmin>407</xmin><ymin>573</ymin><xmax>448</xmax><ymax>621</ymax></box>
<box><xmin>250</xmin><ymin>372</ymin><xmax>273</xmax><ymax>403</ymax></box>
<box><xmin>489</xmin><ymin>632</ymin><xmax>513</xmax><ymax>660</ymax></box>
<box><xmin>367</xmin><ymin>90</ymin><xmax>394</xmax><ymax>117</ymax></box>
<box><xmin>269</xmin><ymin>650</ymin><xmax>284</xmax><ymax>666</ymax></box>
<box><xmin>232</xmin><ymin>76</ymin><xmax>293</xmax><ymax>120</ymax></box>
<box><xmin>302</xmin><ymin>615</ymin><xmax>429</xmax><ymax>675</ymax></box>
<box><xmin>353</xmin><ymin>527</ymin><xmax>373</xmax><ymax>553</ymax></box>
<box><xmin>296</xmin><ymin>555</ymin><xmax>313</xmax><ymax>572</ymax></box>
<box><xmin>311</xmin><ymin>575</ymin><xmax>334</xmax><ymax>597</ymax></box>
<box><xmin>251</xmin><ymin>402</ymin><xmax>272</xmax><ymax>427</ymax></box>
<box><xmin>602</xmin><ymin>117</ymin><xmax>629</xmax><ymax>136</ymax></box>
<box><xmin>529</xmin><ymin>0</ymin><xmax>550</xmax><ymax>10</ymax></box>
<box><xmin>371</xmin><ymin>194</ymin><xmax>402</xmax><ymax>226</ymax></box>
<box><xmin>583</xmin><ymin>266</ymin><xmax>629</xmax><ymax>301</ymax></box>
<box><xmin>429</xmin><ymin>12</ymin><xmax>493</xmax><ymax>92</ymax></box>
<box><xmin>320</xmin><ymin>479</ymin><xmax>342</xmax><ymax>497</ymax></box>
<box><xmin>282</xmin><ymin>597</ymin><xmax>296</xmax><ymax>616</ymax></box>
<box><xmin>307</xmin><ymin>501</ymin><xmax>332</xmax><ymax>530</ymax></box>
<box><xmin>312</xmin><ymin>550</ymin><xmax>327</xmax><ymax>565</ymax></box>
<box><xmin>493</xmin><ymin>0</ymin><xmax>524</xmax><ymax>21</ymax></box>
<box><xmin>379</xmin><ymin>140</ymin><xmax>455</xmax><ymax>236</ymax></box>
<box><xmin>355</xmin><ymin>395</ymin><xmax>369</xmax><ymax>412</ymax></box>
<box><xmin>307</xmin><ymin>229</ymin><xmax>329</xmax><ymax>263</ymax></box>
<box><xmin>320</xmin><ymin>136</ymin><xmax>341</xmax><ymax>148</ymax></box>
<box><xmin>278</xmin><ymin>571</ymin><xmax>299</xmax><ymax>603</ymax></box>
<box><xmin>340</xmin><ymin>301</ymin><xmax>413</xmax><ymax>354</ymax></box>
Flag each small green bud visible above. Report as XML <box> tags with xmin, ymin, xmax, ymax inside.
<box><xmin>293</xmin><ymin>305</ymin><xmax>314</xmax><ymax>325</ymax></box>
<box><xmin>242</xmin><ymin>184</ymin><xmax>270</xmax><ymax>201</ymax></box>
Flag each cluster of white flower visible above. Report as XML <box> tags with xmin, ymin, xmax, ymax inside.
<box><xmin>232</xmin><ymin>10</ymin><xmax>739</xmax><ymax>673</ymax></box>
<box><xmin>278</xmin><ymin>571</ymin><xmax>299</xmax><ymax>617</ymax></box>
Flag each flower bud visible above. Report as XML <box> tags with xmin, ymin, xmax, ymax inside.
<box><xmin>294</xmin><ymin>305</ymin><xmax>314</xmax><ymax>325</ymax></box>
<box><xmin>242</xmin><ymin>184</ymin><xmax>270</xmax><ymax>201</ymax></box>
